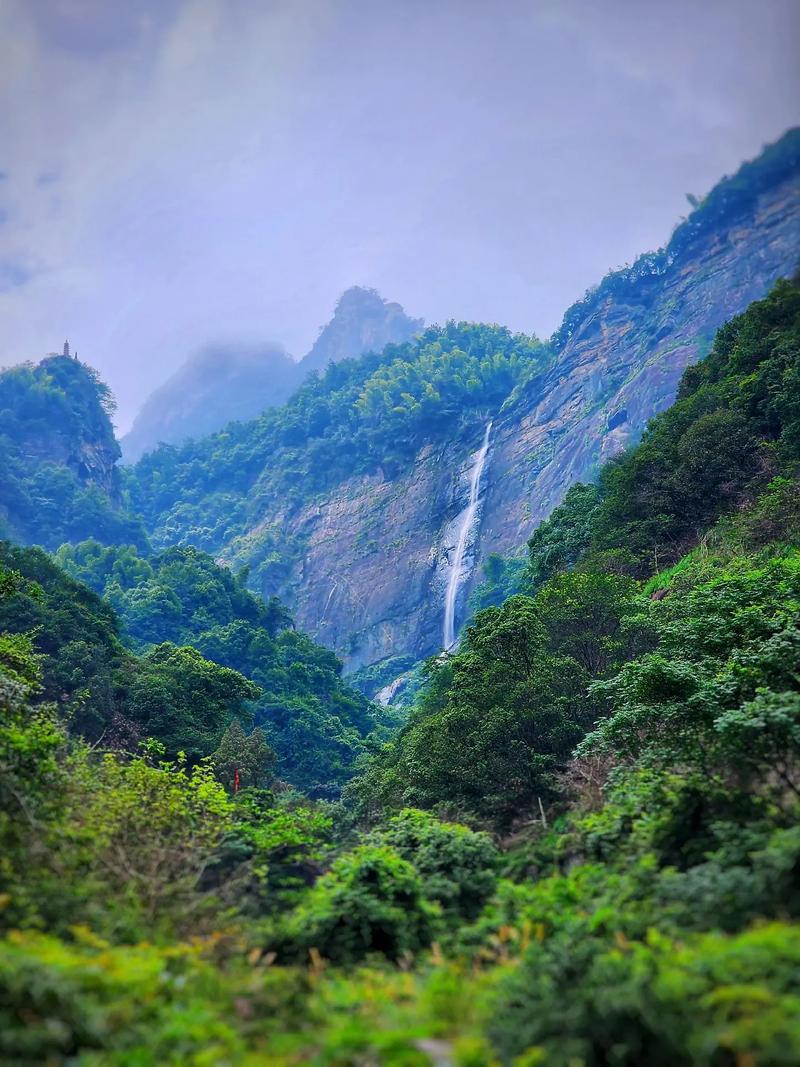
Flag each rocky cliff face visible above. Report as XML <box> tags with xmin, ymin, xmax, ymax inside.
<box><xmin>481</xmin><ymin>161</ymin><xmax>800</xmax><ymax>558</ymax></box>
<box><xmin>249</xmin><ymin>141</ymin><xmax>800</xmax><ymax>672</ymax></box>
<box><xmin>263</xmin><ymin>431</ymin><xmax>481</xmax><ymax>669</ymax></box>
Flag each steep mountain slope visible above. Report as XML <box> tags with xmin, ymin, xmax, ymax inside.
<box><xmin>0</xmin><ymin>355</ymin><xmax>145</xmax><ymax>549</ymax></box>
<box><xmin>54</xmin><ymin>540</ymin><xmax>377</xmax><ymax>795</ymax></box>
<box><xmin>121</xmin><ymin>287</ymin><xmax>423</xmax><ymax>462</ymax></box>
<box><xmin>481</xmin><ymin>129</ymin><xmax>800</xmax><ymax>555</ymax></box>
<box><xmin>128</xmin><ymin>130</ymin><xmax>800</xmax><ymax>672</ymax></box>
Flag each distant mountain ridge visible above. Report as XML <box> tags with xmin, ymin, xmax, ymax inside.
<box><xmin>120</xmin><ymin>287</ymin><xmax>423</xmax><ymax>462</ymax></box>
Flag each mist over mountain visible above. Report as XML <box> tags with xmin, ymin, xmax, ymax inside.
<box><xmin>124</xmin><ymin>129</ymin><xmax>800</xmax><ymax>675</ymax></box>
<box><xmin>120</xmin><ymin>342</ymin><xmax>297</xmax><ymax>463</ymax></box>
<box><xmin>120</xmin><ymin>287</ymin><xmax>423</xmax><ymax>462</ymax></box>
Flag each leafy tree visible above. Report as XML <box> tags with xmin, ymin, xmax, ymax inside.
<box><xmin>489</xmin><ymin>923</ymin><xmax>800</xmax><ymax>1067</ymax></box>
<box><xmin>211</xmin><ymin>719</ymin><xmax>275</xmax><ymax>792</ymax></box>
<box><xmin>352</xmin><ymin>595</ymin><xmax>587</xmax><ymax>829</ymax></box>
<box><xmin>371</xmin><ymin>809</ymin><xmax>498</xmax><ymax>923</ymax></box>
<box><xmin>716</xmin><ymin>690</ymin><xmax>800</xmax><ymax>800</ymax></box>
<box><xmin>225</xmin><ymin>793</ymin><xmax>334</xmax><ymax>912</ymax></box>
<box><xmin>580</xmin><ymin>551</ymin><xmax>800</xmax><ymax>791</ymax></box>
<box><xmin>0</xmin><ymin>656</ymin><xmax>66</xmax><ymax>931</ymax></box>
<box><xmin>278</xmin><ymin>845</ymin><xmax>437</xmax><ymax>964</ymax></box>
<box><xmin>525</xmin><ymin>482</ymin><xmax>603</xmax><ymax>591</ymax></box>
<box><xmin>127</xmin><ymin>643</ymin><xmax>260</xmax><ymax>761</ymax></box>
<box><xmin>63</xmin><ymin>752</ymin><xmax>235</xmax><ymax>940</ymax></box>
<box><xmin>535</xmin><ymin>569</ymin><xmax>641</xmax><ymax>676</ymax></box>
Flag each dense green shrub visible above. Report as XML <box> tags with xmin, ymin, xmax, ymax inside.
<box><xmin>489</xmin><ymin>923</ymin><xmax>800</xmax><ymax>1066</ymax></box>
<box><xmin>126</xmin><ymin>643</ymin><xmax>260</xmax><ymax>762</ymax></box>
<box><xmin>371</xmin><ymin>809</ymin><xmax>498</xmax><ymax>923</ymax></box>
<box><xmin>278</xmin><ymin>845</ymin><xmax>438</xmax><ymax>965</ymax></box>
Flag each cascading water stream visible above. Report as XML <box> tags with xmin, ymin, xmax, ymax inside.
<box><xmin>443</xmin><ymin>420</ymin><xmax>492</xmax><ymax>650</ymax></box>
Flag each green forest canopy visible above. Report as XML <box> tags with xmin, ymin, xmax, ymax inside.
<box><xmin>125</xmin><ymin>323</ymin><xmax>548</xmax><ymax>563</ymax></box>
<box><xmin>0</xmin><ymin>356</ymin><xmax>145</xmax><ymax>550</ymax></box>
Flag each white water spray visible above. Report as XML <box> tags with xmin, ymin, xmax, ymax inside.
<box><xmin>443</xmin><ymin>421</ymin><xmax>492</xmax><ymax>650</ymax></box>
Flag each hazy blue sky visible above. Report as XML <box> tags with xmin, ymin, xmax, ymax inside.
<box><xmin>1</xmin><ymin>0</ymin><xmax>798</xmax><ymax>430</ymax></box>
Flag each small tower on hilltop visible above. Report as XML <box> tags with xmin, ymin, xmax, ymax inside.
<box><xmin>63</xmin><ymin>339</ymin><xmax>70</xmax><ymax>358</ymax></box>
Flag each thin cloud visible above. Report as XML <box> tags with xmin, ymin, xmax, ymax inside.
<box><xmin>0</xmin><ymin>259</ymin><xmax>35</xmax><ymax>292</ymax></box>
<box><xmin>1</xmin><ymin>0</ymin><xmax>798</xmax><ymax>430</ymax></box>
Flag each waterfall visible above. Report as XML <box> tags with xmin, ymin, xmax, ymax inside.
<box><xmin>443</xmin><ymin>420</ymin><xmax>492</xmax><ymax>650</ymax></box>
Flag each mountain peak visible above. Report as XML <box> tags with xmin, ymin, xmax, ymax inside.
<box><xmin>0</xmin><ymin>353</ymin><xmax>146</xmax><ymax>548</ymax></box>
<box><xmin>336</xmin><ymin>284</ymin><xmax>384</xmax><ymax>305</ymax></box>
<box><xmin>301</xmin><ymin>287</ymin><xmax>423</xmax><ymax>374</ymax></box>
<box><xmin>121</xmin><ymin>289</ymin><xmax>424</xmax><ymax>462</ymax></box>
<box><xmin>334</xmin><ymin>285</ymin><xmax>403</xmax><ymax>313</ymax></box>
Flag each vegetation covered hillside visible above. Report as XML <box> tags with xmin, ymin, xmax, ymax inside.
<box><xmin>0</xmin><ymin>356</ymin><xmax>145</xmax><ymax>550</ymax></box>
<box><xmin>126</xmin><ymin>322</ymin><xmax>546</xmax><ymax>572</ymax></box>
<box><xmin>1</xmin><ymin>282</ymin><xmax>799</xmax><ymax>1063</ymax></box>
<box><xmin>0</xmin><ymin>538</ymin><xmax>376</xmax><ymax>796</ymax></box>
<box><xmin>55</xmin><ymin>541</ymin><xmax>378</xmax><ymax>794</ymax></box>
<box><xmin>0</xmin><ymin>541</ymin><xmax>261</xmax><ymax>760</ymax></box>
